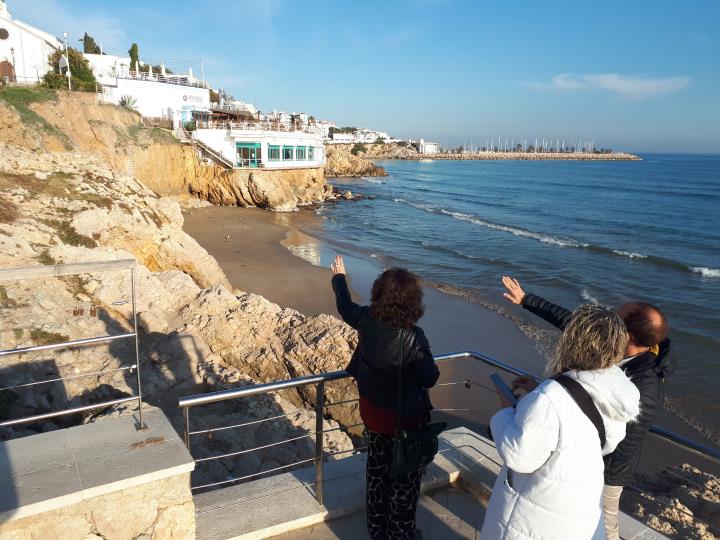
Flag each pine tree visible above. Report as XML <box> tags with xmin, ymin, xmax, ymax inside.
<box><xmin>128</xmin><ymin>43</ymin><xmax>139</xmax><ymax>69</ymax></box>
<box><xmin>82</xmin><ymin>33</ymin><xmax>101</xmax><ymax>54</ymax></box>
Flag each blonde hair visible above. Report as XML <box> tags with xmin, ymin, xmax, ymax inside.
<box><xmin>546</xmin><ymin>304</ymin><xmax>628</xmax><ymax>377</ymax></box>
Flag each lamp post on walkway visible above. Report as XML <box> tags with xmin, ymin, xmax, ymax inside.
<box><xmin>9</xmin><ymin>46</ymin><xmax>15</xmax><ymax>81</ymax></box>
<box><xmin>63</xmin><ymin>31</ymin><xmax>71</xmax><ymax>90</ymax></box>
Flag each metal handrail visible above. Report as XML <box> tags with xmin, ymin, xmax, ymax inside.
<box><xmin>177</xmin><ymin>350</ymin><xmax>720</xmax><ymax>503</ymax></box>
<box><xmin>0</xmin><ymin>259</ymin><xmax>145</xmax><ymax>430</ymax></box>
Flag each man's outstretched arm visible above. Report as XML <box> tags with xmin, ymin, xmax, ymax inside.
<box><xmin>501</xmin><ymin>276</ymin><xmax>573</xmax><ymax>331</ymax></box>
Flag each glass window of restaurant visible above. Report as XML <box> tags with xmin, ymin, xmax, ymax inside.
<box><xmin>296</xmin><ymin>146</ymin><xmax>307</xmax><ymax>160</ymax></box>
<box><xmin>268</xmin><ymin>145</ymin><xmax>280</xmax><ymax>161</ymax></box>
<box><xmin>236</xmin><ymin>142</ymin><xmax>262</xmax><ymax>168</ymax></box>
<box><xmin>308</xmin><ymin>146</ymin><xmax>315</xmax><ymax>160</ymax></box>
<box><xmin>283</xmin><ymin>146</ymin><xmax>294</xmax><ymax>160</ymax></box>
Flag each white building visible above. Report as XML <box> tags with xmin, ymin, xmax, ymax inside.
<box><xmin>415</xmin><ymin>138</ymin><xmax>439</xmax><ymax>154</ymax></box>
<box><xmin>193</xmin><ymin>122</ymin><xmax>325</xmax><ymax>170</ymax></box>
<box><xmin>328</xmin><ymin>127</ymin><xmax>392</xmax><ymax>144</ymax></box>
<box><xmin>315</xmin><ymin>120</ymin><xmax>336</xmax><ymax>141</ymax></box>
<box><xmin>89</xmin><ymin>54</ymin><xmax>210</xmax><ymax>126</ymax></box>
<box><xmin>0</xmin><ymin>0</ymin><xmax>61</xmax><ymax>83</ymax></box>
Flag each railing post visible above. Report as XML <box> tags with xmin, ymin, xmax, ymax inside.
<box><xmin>315</xmin><ymin>380</ymin><xmax>325</xmax><ymax>505</ymax></box>
<box><xmin>183</xmin><ymin>406</ymin><xmax>191</xmax><ymax>450</ymax></box>
<box><xmin>131</xmin><ymin>266</ymin><xmax>145</xmax><ymax>430</ymax></box>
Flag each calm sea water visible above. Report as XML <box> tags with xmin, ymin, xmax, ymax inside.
<box><xmin>318</xmin><ymin>155</ymin><xmax>720</xmax><ymax>435</ymax></box>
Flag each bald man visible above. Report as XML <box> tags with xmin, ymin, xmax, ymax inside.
<box><xmin>502</xmin><ymin>276</ymin><xmax>678</xmax><ymax>540</ymax></box>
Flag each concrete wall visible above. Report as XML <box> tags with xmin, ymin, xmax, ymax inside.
<box><xmin>100</xmin><ymin>78</ymin><xmax>210</xmax><ymax>122</ymax></box>
<box><xmin>0</xmin><ymin>408</ymin><xmax>196</xmax><ymax>540</ymax></box>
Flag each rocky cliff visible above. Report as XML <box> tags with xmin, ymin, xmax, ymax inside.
<box><xmin>0</xmin><ymin>88</ymin><xmax>331</xmax><ymax>211</ymax></box>
<box><xmin>324</xmin><ymin>144</ymin><xmax>388</xmax><ymax>177</ymax></box>
<box><xmin>0</xmin><ymin>90</ymin><xmax>360</xmax><ymax>487</ymax></box>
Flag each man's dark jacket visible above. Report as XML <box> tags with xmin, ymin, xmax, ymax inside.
<box><xmin>332</xmin><ymin>274</ymin><xmax>440</xmax><ymax>419</ymax></box>
<box><xmin>522</xmin><ymin>293</ymin><xmax>678</xmax><ymax>487</ymax></box>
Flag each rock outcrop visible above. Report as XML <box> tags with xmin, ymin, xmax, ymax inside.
<box><xmin>0</xmin><ymin>88</ymin><xmax>333</xmax><ymax>211</ymax></box>
<box><xmin>324</xmin><ymin>144</ymin><xmax>387</xmax><ymax>177</ymax></box>
<box><xmin>0</xmin><ymin>144</ymin><xmax>357</xmax><ymax>488</ymax></box>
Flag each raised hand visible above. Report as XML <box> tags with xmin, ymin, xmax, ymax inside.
<box><xmin>331</xmin><ymin>255</ymin><xmax>346</xmax><ymax>276</ymax></box>
<box><xmin>502</xmin><ymin>275</ymin><xmax>526</xmax><ymax>305</ymax></box>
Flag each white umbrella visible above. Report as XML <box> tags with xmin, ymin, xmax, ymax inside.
<box><xmin>188</xmin><ymin>67</ymin><xmax>194</xmax><ymax>83</ymax></box>
<box><xmin>134</xmin><ymin>60</ymin><xmax>140</xmax><ymax>74</ymax></box>
<box><xmin>148</xmin><ymin>64</ymin><xmax>153</xmax><ymax>78</ymax></box>
<box><xmin>160</xmin><ymin>62</ymin><xmax>166</xmax><ymax>77</ymax></box>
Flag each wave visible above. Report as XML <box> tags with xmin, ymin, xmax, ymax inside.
<box><xmin>392</xmin><ymin>198</ymin><xmax>718</xmax><ymax>278</ymax></box>
<box><xmin>365</xmin><ymin>178</ymin><xmax>385</xmax><ymax>184</ymax></box>
<box><xmin>581</xmin><ymin>288</ymin><xmax>600</xmax><ymax>305</ymax></box>
<box><xmin>691</xmin><ymin>266</ymin><xmax>720</xmax><ymax>278</ymax></box>
<box><xmin>612</xmin><ymin>250</ymin><xmax>647</xmax><ymax>259</ymax></box>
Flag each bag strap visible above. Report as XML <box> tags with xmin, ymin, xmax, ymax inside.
<box><xmin>394</xmin><ymin>328</ymin><xmax>405</xmax><ymax>435</ymax></box>
<box><xmin>553</xmin><ymin>375</ymin><xmax>607</xmax><ymax>449</ymax></box>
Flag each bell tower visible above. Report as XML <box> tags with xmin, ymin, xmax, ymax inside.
<box><xmin>0</xmin><ymin>1</ymin><xmax>9</xmax><ymax>21</ymax></box>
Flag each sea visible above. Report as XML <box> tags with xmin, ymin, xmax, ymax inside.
<box><xmin>316</xmin><ymin>155</ymin><xmax>720</xmax><ymax>439</ymax></box>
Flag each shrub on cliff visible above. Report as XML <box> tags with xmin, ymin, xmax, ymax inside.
<box><xmin>351</xmin><ymin>143</ymin><xmax>367</xmax><ymax>156</ymax></box>
<box><xmin>44</xmin><ymin>47</ymin><xmax>97</xmax><ymax>92</ymax></box>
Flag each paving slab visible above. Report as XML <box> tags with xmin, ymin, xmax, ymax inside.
<box><xmin>0</xmin><ymin>428</ymin><xmax>73</xmax><ymax>478</ymax></box>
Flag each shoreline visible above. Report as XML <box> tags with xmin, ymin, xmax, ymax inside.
<box><xmin>181</xmin><ymin>205</ymin><xmax>719</xmax><ymax>451</ymax></box>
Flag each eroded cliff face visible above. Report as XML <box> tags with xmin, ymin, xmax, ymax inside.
<box><xmin>324</xmin><ymin>144</ymin><xmax>388</xmax><ymax>177</ymax></box>
<box><xmin>0</xmin><ymin>89</ymin><xmax>332</xmax><ymax>211</ymax></box>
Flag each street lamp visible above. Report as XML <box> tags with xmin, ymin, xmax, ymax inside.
<box><xmin>9</xmin><ymin>46</ymin><xmax>15</xmax><ymax>82</ymax></box>
<box><xmin>62</xmin><ymin>31</ymin><xmax>71</xmax><ymax>90</ymax></box>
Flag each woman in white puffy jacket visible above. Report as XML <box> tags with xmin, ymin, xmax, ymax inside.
<box><xmin>480</xmin><ymin>304</ymin><xmax>641</xmax><ymax>540</ymax></box>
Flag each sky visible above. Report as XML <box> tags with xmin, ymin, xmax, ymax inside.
<box><xmin>8</xmin><ymin>0</ymin><xmax>720</xmax><ymax>152</ymax></box>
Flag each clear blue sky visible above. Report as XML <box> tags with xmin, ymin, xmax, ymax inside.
<box><xmin>10</xmin><ymin>0</ymin><xmax>720</xmax><ymax>152</ymax></box>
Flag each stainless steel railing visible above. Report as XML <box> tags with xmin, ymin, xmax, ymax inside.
<box><xmin>178</xmin><ymin>350</ymin><xmax>720</xmax><ymax>504</ymax></box>
<box><xmin>0</xmin><ymin>259</ymin><xmax>146</xmax><ymax>430</ymax></box>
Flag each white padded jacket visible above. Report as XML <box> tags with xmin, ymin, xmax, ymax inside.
<box><xmin>480</xmin><ymin>366</ymin><xmax>640</xmax><ymax>540</ymax></box>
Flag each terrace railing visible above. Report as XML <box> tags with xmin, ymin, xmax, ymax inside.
<box><xmin>0</xmin><ymin>259</ymin><xmax>145</xmax><ymax>430</ymax></box>
<box><xmin>194</xmin><ymin>120</ymin><xmax>322</xmax><ymax>136</ymax></box>
<box><xmin>178</xmin><ymin>350</ymin><xmax>720</xmax><ymax>506</ymax></box>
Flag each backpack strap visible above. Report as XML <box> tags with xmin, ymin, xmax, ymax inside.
<box><xmin>553</xmin><ymin>375</ymin><xmax>607</xmax><ymax>449</ymax></box>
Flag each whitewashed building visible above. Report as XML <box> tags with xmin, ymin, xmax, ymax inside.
<box><xmin>329</xmin><ymin>127</ymin><xmax>392</xmax><ymax>144</ymax></box>
<box><xmin>89</xmin><ymin>53</ymin><xmax>210</xmax><ymax>126</ymax></box>
<box><xmin>0</xmin><ymin>0</ymin><xmax>61</xmax><ymax>83</ymax></box>
<box><xmin>414</xmin><ymin>138</ymin><xmax>440</xmax><ymax>154</ymax></box>
<box><xmin>193</xmin><ymin>121</ymin><xmax>325</xmax><ymax>170</ymax></box>
<box><xmin>315</xmin><ymin>120</ymin><xmax>336</xmax><ymax>141</ymax></box>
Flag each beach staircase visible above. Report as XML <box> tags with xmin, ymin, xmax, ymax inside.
<box><xmin>192</xmin><ymin>137</ymin><xmax>234</xmax><ymax>170</ymax></box>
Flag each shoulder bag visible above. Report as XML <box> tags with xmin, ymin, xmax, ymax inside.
<box><xmin>389</xmin><ymin>328</ymin><xmax>446</xmax><ymax>477</ymax></box>
<box><xmin>554</xmin><ymin>374</ymin><xmax>607</xmax><ymax>448</ymax></box>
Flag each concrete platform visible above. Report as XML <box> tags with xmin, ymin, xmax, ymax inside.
<box><xmin>195</xmin><ymin>427</ymin><xmax>667</xmax><ymax>540</ymax></box>
<box><xmin>0</xmin><ymin>407</ymin><xmax>194</xmax><ymax>523</ymax></box>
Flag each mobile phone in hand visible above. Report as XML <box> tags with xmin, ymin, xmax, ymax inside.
<box><xmin>490</xmin><ymin>373</ymin><xmax>518</xmax><ymax>407</ymax></box>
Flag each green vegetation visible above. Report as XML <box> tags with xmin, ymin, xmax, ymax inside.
<box><xmin>119</xmin><ymin>95</ymin><xmax>137</xmax><ymax>111</ymax></box>
<box><xmin>351</xmin><ymin>143</ymin><xmax>367</xmax><ymax>156</ymax></box>
<box><xmin>184</xmin><ymin>120</ymin><xmax>197</xmax><ymax>132</ymax></box>
<box><xmin>40</xmin><ymin>219</ymin><xmax>97</xmax><ymax>248</ymax></box>
<box><xmin>0</xmin><ymin>87</ymin><xmax>72</xmax><ymax>149</ymax></box>
<box><xmin>129</xmin><ymin>43</ymin><xmax>139</xmax><ymax>69</ymax></box>
<box><xmin>37</xmin><ymin>249</ymin><xmax>57</xmax><ymax>265</ymax></box>
<box><xmin>44</xmin><ymin>48</ymin><xmax>97</xmax><ymax>92</ymax></box>
<box><xmin>0</xmin><ymin>194</ymin><xmax>19</xmax><ymax>224</ymax></box>
<box><xmin>330</xmin><ymin>126</ymin><xmax>358</xmax><ymax>136</ymax></box>
<box><xmin>374</xmin><ymin>137</ymin><xmax>385</xmax><ymax>145</ymax></box>
<box><xmin>0</xmin><ymin>285</ymin><xmax>17</xmax><ymax>308</ymax></box>
<box><xmin>81</xmin><ymin>32</ymin><xmax>101</xmax><ymax>54</ymax></box>
<box><xmin>13</xmin><ymin>328</ymin><xmax>24</xmax><ymax>341</ymax></box>
<box><xmin>30</xmin><ymin>328</ymin><xmax>70</xmax><ymax>346</ymax></box>
<box><xmin>147</xmin><ymin>127</ymin><xmax>178</xmax><ymax>144</ymax></box>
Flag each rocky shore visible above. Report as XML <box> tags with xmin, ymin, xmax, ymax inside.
<box><xmin>0</xmin><ymin>88</ymin><xmax>361</xmax><ymax>488</ymax></box>
<box><xmin>324</xmin><ymin>144</ymin><xmax>388</xmax><ymax>177</ymax></box>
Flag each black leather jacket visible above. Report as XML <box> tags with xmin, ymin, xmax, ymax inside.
<box><xmin>522</xmin><ymin>293</ymin><xmax>678</xmax><ymax>486</ymax></box>
<box><xmin>332</xmin><ymin>274</ymin><xmax>440</xmax><ymax>419</ymax></box>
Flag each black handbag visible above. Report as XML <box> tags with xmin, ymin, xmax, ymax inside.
<box><xmin>389</xmin><ymin>329</ymin><xmax>446</xmax><ymax>477</ymax></box>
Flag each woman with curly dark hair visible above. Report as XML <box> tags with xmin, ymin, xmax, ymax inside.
<box><xmin>331</xmin><ymin>255</ymin><xmax>440</xmax><ymax>540</ymax></box>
